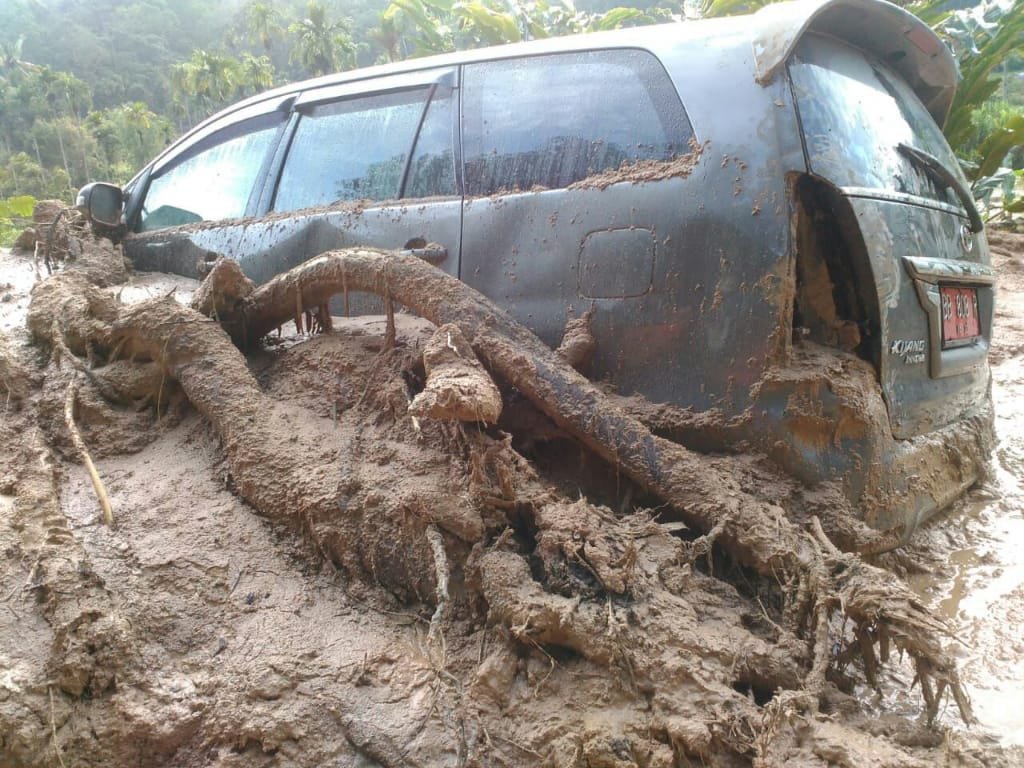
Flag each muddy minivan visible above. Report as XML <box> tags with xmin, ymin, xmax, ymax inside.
<box><xmin>78</xmin><ymin>0</ymin><xmax>995</xmax><ymax>538</ymax></box>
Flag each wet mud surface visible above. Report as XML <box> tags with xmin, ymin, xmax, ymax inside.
<box><xmin>2</xmin><ymin>229</ymin><xmax>1024</xmax><ymax>766</ymax></box>
<box><xmin>899</xmin><ymin>231</ymin><xmax>1024</xmax><ymax>745</ymax></box>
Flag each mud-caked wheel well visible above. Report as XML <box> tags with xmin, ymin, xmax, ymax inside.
<box><xmin>790</xmin><ymin>174</ymin><xmax>880</xmax><ymax>370</ymax></box>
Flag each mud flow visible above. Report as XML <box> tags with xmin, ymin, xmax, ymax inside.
<box><xmin>1</xmin><ymin>210</ymin><xmax>1022</xmax><ymax>767</ymax></box>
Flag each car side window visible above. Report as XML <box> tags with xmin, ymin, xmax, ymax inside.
<box><xmin>273</xmin><ymin>89</ymin><xmax>432</xmax><ymax>211</ymax></box>
<box><xmin>462</xmin><ymin>50</ymin><xmax>695</xmax><ymax>195</ymax></box>
<box><xmin>138</xmin><ymin>116</ymin><xmax>282</xmax><ymax>232</ymax></box>
<box><xmin>405</xmin><ymin>86</ymin><xmax>457</xmax><ymax>199</ymax></box>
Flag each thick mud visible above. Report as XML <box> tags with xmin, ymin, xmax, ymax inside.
<box><xmin>2</xmin><ymin>230</ymin><xmax>1024</xmax><ymax>766</ymax></box>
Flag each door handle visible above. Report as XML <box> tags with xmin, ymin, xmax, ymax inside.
<box><xmin>403</xmin><ymin>244</ymin><xmax>448</xmax><ymax>264</ymax></box>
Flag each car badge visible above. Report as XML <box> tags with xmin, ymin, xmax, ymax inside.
<box><xmin>959</xmin><ymin>224</ymin><xmax>974</xmax><ymax>254</ymax></box>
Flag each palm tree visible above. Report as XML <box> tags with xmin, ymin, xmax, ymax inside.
<box><xmin>367</xmin><ymin>16</ymin><xmax>404</xmax><ymax>64</ymax></box>
<box><xmin>168</xmin><ymin>62</ymin><xmax>195</xmax><ymax>125</ymax></box>
<box><xmin>170</xmin><ymin>51</ymin><xmax>239</xmax><ymax>122</ymax></box>
<box><xmin>120</xmin><ymin>101</ymin><xmax>155</xmax><ymax>167</ymax></box>
<box><xmin>243</xmin><ymin>1</ymin><xmax>285</xmax><ymax>54</ymax></box>
<box><xmin>289</xmin><ymin>1</ymin><xmax>357</xmax><ymax>77</ymax></box>
<box><xmin>192</xmin><ymin>51</ymin><xmax>238</xmax><ymax>106</ymax></box>
<box><xmin>0</xmin><ymin>36</ymin><xmax>39</xmax><ymax>85</ymax></box>
<box><xmin>238</xmin><ymin>53</ymin><xmax>275</xmax><ymax>97</ymax></box>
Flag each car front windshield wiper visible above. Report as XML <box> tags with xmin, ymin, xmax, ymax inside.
<box><xmin>897</xmin><ymin>142</ymin><xmax>984</xmax><ymax>233</ymax></box>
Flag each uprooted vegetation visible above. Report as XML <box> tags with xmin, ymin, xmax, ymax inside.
<box><xmin>0</xmin><ymin>223</ymin><xmax>1017</xmax><ymax>767</ymax></box>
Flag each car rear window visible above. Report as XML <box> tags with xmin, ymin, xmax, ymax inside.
<box><xmin>461</xmin><ymin>49</ymin><xmax>694</xmax><ymax>196</ymax></box>
<box><xmin>788</xmin><ymin>35</ymin><xmax>965</xmax><ymax>209</ymax></box>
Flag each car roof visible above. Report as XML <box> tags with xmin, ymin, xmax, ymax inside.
<box><xmin>138</xmin><ymin>0</ymin><xmax>957</xmax><ymax>182</ymax></box>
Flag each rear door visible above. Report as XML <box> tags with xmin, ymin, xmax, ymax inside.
<box><xmin>458</xmin><ymin>49</ymin><xmax>708</xmax><ymax>404</ymax></box>
<box><xmin>788</xmin><ymin>35</ymin><xmax>995</xmax><ymax>438</ymax></box>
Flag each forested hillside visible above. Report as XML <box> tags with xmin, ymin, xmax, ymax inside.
<box><xmin>0</xmin><ymin>0</ymin><xmax>391</xmax><ymax>212</ymax></box>
<box><xmin>0</xmin><ymin>0</ymin><xmax>1021</xmax><ymax>242</ymax></box>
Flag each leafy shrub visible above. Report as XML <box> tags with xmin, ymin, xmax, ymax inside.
<box><xmin>0</xmin><ymin>194</ymin><xmax>37</xmax><ymax>247</ymax></box>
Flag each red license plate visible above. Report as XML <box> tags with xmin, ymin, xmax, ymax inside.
<box><xmin>940</xmin><ymin>285</ymin><xmax>980</xmax><ymax>346</ymax></box>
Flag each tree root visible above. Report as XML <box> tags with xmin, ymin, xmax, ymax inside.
<box><xmin>426</xmin><ymin>523</ymin><xmax>450</xmax><ymax>657</ymax></box>
<box><xmin>220</xmin><ymin>247</ymin><xmax>971</xmax><ymax>724</ymax></box>
<box><xmin>409</xmin><ymin>323</ymin><xmax>502</xmax><ymax>424</ymax></box>
<box><xmin>63</xmin><ymin>373</ymin><xmax>114</xmax><ymax>526</ymax></box>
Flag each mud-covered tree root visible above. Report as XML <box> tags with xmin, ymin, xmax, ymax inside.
<box><xmin>224</xmin><ymin>248</ymin><xmax>971</xmax><ymax>723</ymax></box>
<box><xmin>30</xmin><ymin>244</ymin><xmax>970</xmax><ymax>735</ymax></box>
<box><xmin>28</xmin><ymin>261</ymin><xmax>812</xmax><ymax>761</ymax></box>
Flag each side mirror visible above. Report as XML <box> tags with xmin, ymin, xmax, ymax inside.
<box><xmin>76</xmin><ymin>182</ymin><xmax>124</xmax><ymax>227</ymax></box>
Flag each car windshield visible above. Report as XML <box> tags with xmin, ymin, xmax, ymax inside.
<box><xmin>788</xmin><ymin>35</ymin><xmax>967</xmax><ymax>210</ymax></box>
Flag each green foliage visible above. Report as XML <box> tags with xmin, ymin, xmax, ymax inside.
<box><xmin>0</xmin><ymin>194</ymin><xmax>36</xmax><ymax>248</ymax></box>
<box><xmin>0</xmin><ymin>153</ymin><xmax>70</xmax><ymax>200</ymax></box>
<box><xmin>380</xmin><ymin>0</ymin><xmax>670</xmax><ymax>57</ymax></box>
<box><xmin>381</xmin><ymin>0</ymin><xmax>456</xmax><ymax>57</ymax></box>
<box><xmin>168</xmin><ymin>49</ymin><xmax>279</xmax><ymax>124</ymax></box>
<box><xmin>454</xmin><ymin>1</ymin><xmax>524</xmax><ymax>46</ymax></box>
<box><xmin>289</xmin><ymin>1</ymin><xmax>357</xmax><ymax>77</ymax></box>
<box><xmin>86</xmin><ymin>103</ymin><xmax>173</xmax><ymax>182</ymax></box>
<box><xmin>938</xmin><ymin>0</ymin><xmax>1024</xmax><ymax>154</ymax></box>
<box><xmin>965</xmin><ymin>99</ymin><xmax>1024</xmax><ymax>160</ymax></box>
<box><xmin>976</xmin><ymin>112</ymin><xmax>1024</xmax><ymax>177</ymax></box>
<box><xmin>0</xmin><ymin>194</ymin><xmax>35</xmax><ymax>221</ymax></box>
<box><xmin>701</xmin><ymin>0</ymin><xmax>770</xmax><ymax>18</ymax></box>
<box><xmin>170</xmin><ymin>50</ymin><xmax>245</xmax><ymax>120</ymax></box>
<box><xmin>242</xmin><ymin>2</ymin><xmax>287</xmax><ymax>53</ymax></box>
<box><xmin>930</xmin><ymin>1</ymin><xmax>1024</xmax><ymax>216</ymax></box>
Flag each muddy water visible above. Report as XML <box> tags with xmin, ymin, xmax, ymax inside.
<box><xmin>905</xmin><ymin>238</ymin><xmax>1024</xmax><ymax>745</ymax></box>
<box><xmin>913</xmin><ymin>367</ymin><xmax>1024</xmax><ymax>744</ymax></box>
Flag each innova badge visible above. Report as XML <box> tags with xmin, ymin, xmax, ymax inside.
<box><xmin>890</xmin><ymin>338</ymin><xmax>927</xmax><ymax>365</ymax></box>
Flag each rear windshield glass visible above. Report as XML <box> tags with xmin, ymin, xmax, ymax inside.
<box><xmin>788</xmin><ymin>35</ymin><xmax>965</xmax><ymax>209</ymax></box>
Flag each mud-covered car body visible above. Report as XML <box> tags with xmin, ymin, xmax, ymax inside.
<box><xmin>83</xmin><ymin>0</ymin><xmax>994</xmax><ymax>537</ymax></box>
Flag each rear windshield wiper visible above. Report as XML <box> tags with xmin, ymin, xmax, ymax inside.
<box><xmin>897</xmin><ymin>142</ymin><xmax>984</xmax><ymax>233</ymax></box>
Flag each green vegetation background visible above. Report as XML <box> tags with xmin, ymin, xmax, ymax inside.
<box><xmin>0</xmin><ymin>0</ymin><xmax>1021</xmax><ymax>241</ymax></box>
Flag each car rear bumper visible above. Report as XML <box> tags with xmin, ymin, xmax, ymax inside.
<box><xmin>748</xmin><ymin>343</ymin><xmax>994</xmax><ymax>539</ymax></box>
<box><xmin>865</xmin><ymin>398</ymin><xmax>993</xmax><ymax>538</ymax></box>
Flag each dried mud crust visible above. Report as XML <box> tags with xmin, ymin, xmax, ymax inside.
<box><xmin>0</xmin><ymin>237</ymin><xmax>1020</xmax><ymax>767</ymax></box>
<box><xmin>568</xmin><ymin>142</ymin><xmax>705</xmax><ymax>191</ymax></box>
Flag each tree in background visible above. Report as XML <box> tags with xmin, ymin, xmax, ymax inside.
<box><xmin>367</xmin><ymin>15</ymin><xmax>404</xmax><ymax>63</ymax></box>
<box><xmin>289</xmin><ymin>1</ymin><xmax>358</xmax><ymax>76</ymax></box>
<box><xmin>170</xmin><ymin>50</ymin><xmax>240</xmax><ymax>119</ymax></box>
<box><xmin>0</xmin><ymin>35</ymin><xmax>37</xmax><ymax>83</ymax></box>
<box><xmin>243</xmin><ymin>1</ymin><xmax>287</xmax><ymax>54</ymax></box>
<box><xmin>378</xmin><ymin>0</ymin><xmax>666</xmax><ymax>58</ymax></box>
<box><xmin>0</xmin><ymin>40</ymin><xmax>95</xmax><ymax>199</ymax></box>
<box><xmin>238</xmin><ymin>53</ymin><xmax>276</xmax><ymax>95</ymax></box>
